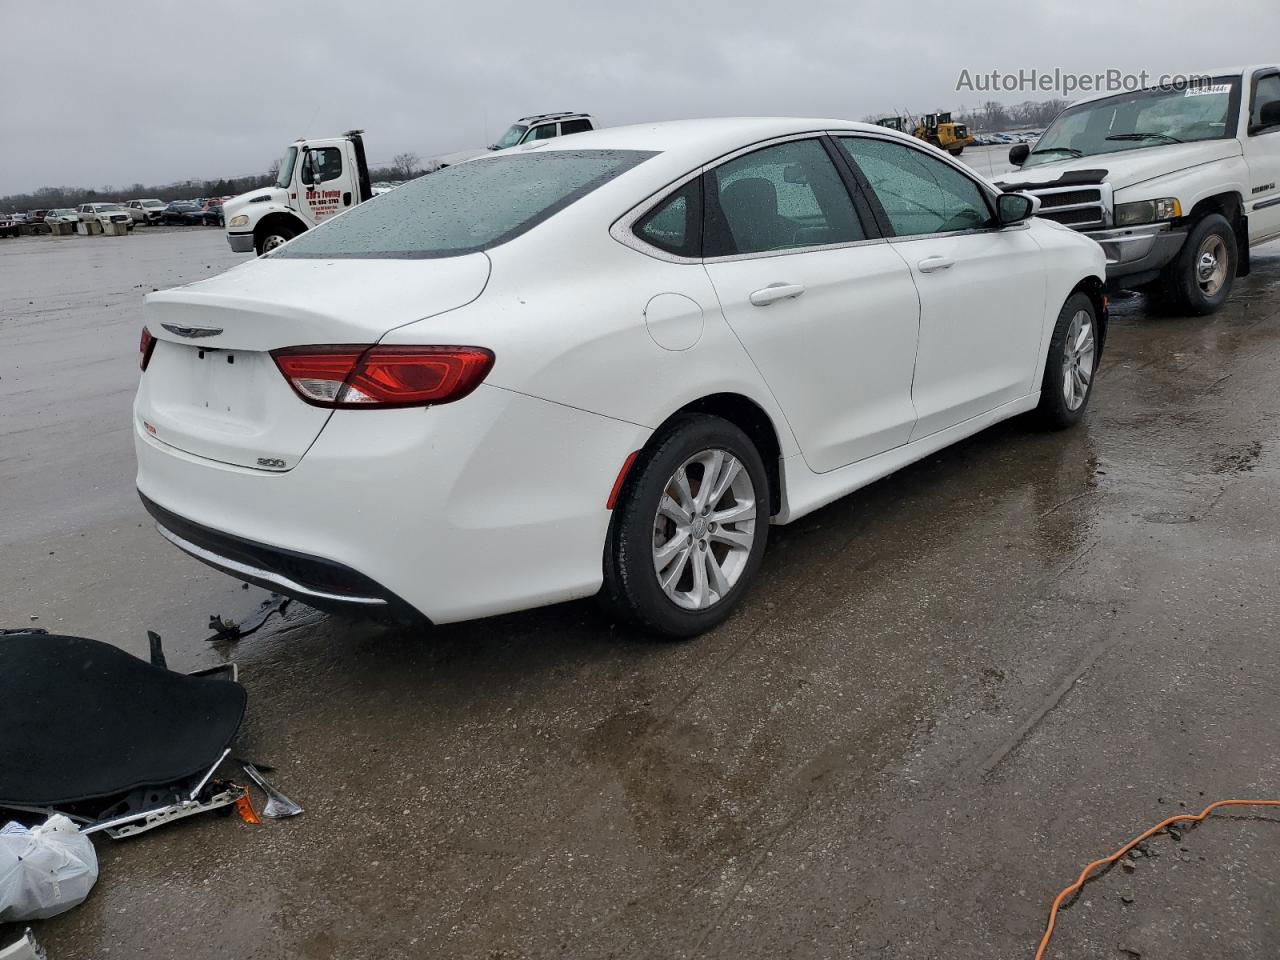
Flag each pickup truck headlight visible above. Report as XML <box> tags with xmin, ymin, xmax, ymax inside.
<box><xmin>1114</xmin><ymin>198</ymin><xmax>1181</xmax><ymax>227</ymax></box>
<box><xmin>228</xmin><ymin>214</ymin><xmax>249</xmax><ymax>227</ymax></box>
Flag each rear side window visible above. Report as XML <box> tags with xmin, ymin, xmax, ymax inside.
<box><xmin>633</xmin><ymin>179</ymin><xmax>701</xmax><ymax>258</ymax></box>
<box><xmin>276</xmin><ymin>149</ymin><xmax>656</xmax><ymax>259</ymax></box>
<box><xmin>561</xmin><ymin>118</ymin><xmax>592</xmax><ymax>135</ymax></box>
<box><xmin>838</xmin><ymin>137</ymin><xmax>992</xmax><ymax>236</ymax></box>
<box><xmin>703</xmin><ymin>138</ymin><xmax>865</xmax><ymax>257</ymax></box>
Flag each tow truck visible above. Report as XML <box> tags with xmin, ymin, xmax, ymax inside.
<box><xmin>225</xmin><ymin>113</ymin><xmax>599</xmax><ymax>256</ymax></box>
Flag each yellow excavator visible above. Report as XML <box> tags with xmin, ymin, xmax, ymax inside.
<box><xmin>875</xmin><ymin>112</ymin><xmax>975</xmax><ymax>156</ymax></box>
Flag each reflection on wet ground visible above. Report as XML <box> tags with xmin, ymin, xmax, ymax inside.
<box><xmin>2</xmin><ymin>232</ymin><xmax>1279</xmax><ymax>958</ymax></box>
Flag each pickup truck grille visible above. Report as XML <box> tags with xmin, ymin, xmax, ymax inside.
<box><xmin>1020</xmin><ymin>183</ymin><xmax>1110</xmax><ymax>231</ymax></box>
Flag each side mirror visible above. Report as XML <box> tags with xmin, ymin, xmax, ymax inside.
<box><xmin>1008</xmin><ymin>143</ymin><xmax>1030</xmax><ymax>166</ymax></box>
<box><xmin>997</xmin><ymin>192</ymin><xmax>1039</xmax><ymax>226</ymax></box>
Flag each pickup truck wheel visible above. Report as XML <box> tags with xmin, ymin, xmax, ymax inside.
<box><xmin>1035</xmin><ymin>292</ymin><xmax>1098</xmax><ymax>430</ymax></box>
<box><xmin>1154</xmin><ymin>213</ymin><xmax>1237</xmax><ymax>316</ymax></box>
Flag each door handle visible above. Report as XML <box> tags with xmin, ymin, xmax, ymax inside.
<box><xmin>917</xmin><ymin>256</ymin><xmax>955</xmax><ymax>274</ymax></box>
<box><xmin>749</xmin><ymin>283</ymin><xmax>806</xmax><ymax>306</ymax></box>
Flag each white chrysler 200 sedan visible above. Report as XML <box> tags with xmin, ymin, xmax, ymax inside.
<box><xmin>134</xmin><ymin>118</ymin><xmax>1106</xmax><ymax>638</ymax></box>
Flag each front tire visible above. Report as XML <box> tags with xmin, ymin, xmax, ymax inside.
<box><xmin>602</xmin><ymin>415</ymin><xmax>770</xmax><ymax>639</ymax></box>
<box><xmin>1153</xmin><ymin>213</ymin><xmax>1237</xmax><ymax>316</ymax></box>
<box><xmin>255</xmin><ymin>222</ymin><xmax>298</xmax><ymax>256</ymax></box>
<box><xmin>1035</xmin><ymin>292</ymin><xmax>1099</xmax><ymax>430</ymax></box>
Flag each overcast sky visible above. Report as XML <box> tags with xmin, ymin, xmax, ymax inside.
<box><xmin>2</xmin><ymin>0</ymin><xmax>1277</xmax><ymax>195</ymax></box>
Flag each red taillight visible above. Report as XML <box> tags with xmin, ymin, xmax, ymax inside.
<box><xmin>139</xmin><ymin>326</ymin><xmax>156</xmax><ymax>371</ymax></box>
<box><xmin>270</xmin><ymin>345</ymin><xmax>494</xmax><ymax>409</ymax></box>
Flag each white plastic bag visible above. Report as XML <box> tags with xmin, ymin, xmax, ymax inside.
<box><xmin>0</xmin><ymin>815</ymin><xmax>99</xmax><ymax>921</ymax></box>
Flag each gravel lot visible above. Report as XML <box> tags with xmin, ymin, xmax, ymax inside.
<box><xmin>2</xmin><ymin>226</ymin><xmax>1279</xmax><ymax>959</ymax></box>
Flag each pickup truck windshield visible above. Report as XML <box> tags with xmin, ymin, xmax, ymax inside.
<box><xmin>1026</xmin><ymin>77</ymin><xmax>1241</xmax><ymax>168</ymax></box>
<box><xmin>493</xmin><ymin>124</ymin><xmax>528</xmax><ymax>149</ymax></box>
<box><xmin>276</xmin><ymin>146</ymin><xmax>298</xmax><ymax>188</ymax></box>
<box><xmin>276</xmin><ymin>149</ymin><xmax>656</xmax><ymax>259</ymax></box>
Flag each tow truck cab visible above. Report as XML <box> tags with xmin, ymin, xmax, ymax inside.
<box><xmin>224</xmin><ymin>130</ymin><xmax>373</xmax><ymax>256</ymax></box>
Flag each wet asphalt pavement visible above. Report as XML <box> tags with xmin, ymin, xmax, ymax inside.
<box><xmin>2</xmin><ymin>226</ymin><xmax>1279</xmax><ymax>959</ymax></box>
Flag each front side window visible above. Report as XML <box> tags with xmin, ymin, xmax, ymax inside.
<box><xmin>1252</xmin><ymin>73</ymin><xmax>1280</xmax><ymax>132</ymax></box>
<box><xmin>528</xmin><ymin>123</ymin><xmax>560</xmax><ymax>141</ymax></box>
<box><xmin>839</xmin><ymin>137</ymin><xmax>991</xmax><ymax>237</ymax></box>
<box><xmin>277</xmin><ymin>149</ymin><xmax>655</xmax><ymax>259</ymax></box>
<box><xmin>1026</xmin><ymin>77</ymin><xmax>1241</xmax><ymax>166</ymax></box>
<box><xmin>703</xmin><ymin>138</ymin><xmax>865</xmax><ymax>257</ymax></box>
<box><xmin>301</xmin><ymin>147</ymin><xmax>343</xmax><ymax>185</ymax></box>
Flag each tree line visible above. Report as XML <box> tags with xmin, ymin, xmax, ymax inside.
<box><xmin>2</xmin><ymin>152</ymin><xmax>437</xmax><ymax>213</ymax></box>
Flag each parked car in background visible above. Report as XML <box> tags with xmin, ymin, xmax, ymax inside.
<box><xmin>1003</xmin><ymin>64</ymin><xmax>1280</xmax><ymax>314</ymax></box>
<box><xmin>127</xmin><ymin>199</ymin><xmax>166</xmax><ymax>224</ymax></box>
<box><xmin>489</xmin><ymin>111</ymin><xmax>598</xmax><ymax>150</ymax></box>
<box><xmin>27</xmin><ymin>209</ymin><xmax>48</xmax><ymax>223</ymax></box>
<box><xmin>0</xmin><ymin>213</ymin><xmax>21</xmax><ymax>238</ymax></box>
<box><xmin>201</xmin><ymin>199</ymin><xmax>224</xmax><ymax>226</ymax></box>
<box><xmin>76</xmin><ymin>203</ymin><xmax>134</xmax><ymax>229</ymax></box>
<box><xmin>137</xmin><ymin>118</ymin><xmax>1106</xmax><ymax>638</ymax></box>
<box><xmin>44</xmin><ymin>208</ymin><xmax>80</xmax><ymax>223</ymax></box>
<box><xmin>161</xmin><ymin>201</ymin><xmax>206</xmax><ymax>225</ymax></box>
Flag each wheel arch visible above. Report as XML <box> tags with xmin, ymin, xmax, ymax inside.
<box><xmin>648</xmin><ymin>393</ymin><xmax>785</xmax><ymax>517</ymax></box>
<box><xmin>253</xmin><ymin>212</ymin><xmax>308</xmax><ymax>244</ymax></box>
<box><xmin>1181</xmin><ymin>191</ymin><xmax>1249</xmax><ymax>278</ymax></box>
<box><xmin>1069</xmin><ymin>275</ymin><xmax>1108</xmax><ymax>353</ymax></box>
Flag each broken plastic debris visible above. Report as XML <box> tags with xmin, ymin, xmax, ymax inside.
<box><xmin>0</xmin><ymin>929</ymin><xmax>47</xmax><ymax>960</ymax></box>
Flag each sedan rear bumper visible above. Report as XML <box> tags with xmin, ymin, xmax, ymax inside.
<box><xmin>134</xmin><ymin>383</ymin><xmax>650</xmax><ymax>624</ymax></box>
<box><xmin>140</xmin><ymin>492</ymin><xmax>421</xmax><ymax>620</ymax></box>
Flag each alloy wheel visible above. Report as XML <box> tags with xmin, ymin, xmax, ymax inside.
<box><xmin>261</xmin><ymin>234</ymin><xmax>288</xmax><ymax>253</ymax></box>
<box><xmin>652</xmin><ymin>448</ymin><xmax>756</xmax><ymax>611</ymax></box>
<box><xmin>1061</xmin><ymin>309</ymin><xmax>1095</xmax><ymax>411</ymax></box>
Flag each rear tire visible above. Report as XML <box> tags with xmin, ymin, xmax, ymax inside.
<box><xmin>1152</xmin><ymin>213</ymin><xmax>1236</xmax><ymax>316</ymax></box>
<box><xmin>1035</xmin><ymin>292</ymin><xmax>1099</xmax><ymax>430</ymax></box>
<box><xmin>602</xmin><ymin>414</ymin><xmax>770</xmax><ymax>639</ymax></box>
<box><xmin>948</xmin><ymin>145</ymin><xmax>964</xmax><ymax>156</ymax></box>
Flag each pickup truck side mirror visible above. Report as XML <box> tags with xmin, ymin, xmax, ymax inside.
<box><xmin>1008</xmin><ymin>143</ymin><xmax>1030</xmax><ymax>166</ymax></box>
<box><xmin>1252</xmin><ymin>100</ymin><xmax>1280</xmax><ymax>134</ymax></box>
<box><xmin>997</xmin><ymin>192</ymin><xmax>1039</xmax><ymax>226</ymax></box>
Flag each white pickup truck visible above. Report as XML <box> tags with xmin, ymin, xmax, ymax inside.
<box><xmin>1000</xmin><ymin>65</ymin><xmax>1280</xmax><ymax>314</ymax></box>
<box><xmin>225</xmin><ymin>113</ymin><xmax>599</xmax><ymax>256</ymax></box>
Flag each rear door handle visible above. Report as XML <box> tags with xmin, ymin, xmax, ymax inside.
<box><xmin>749</xmin><ymin>282</ymin><xmax>806</xmax><ymax>306</ymax></box>
<box><xmin>917</xmin><ymin>256</ymin><xmax>955</xmax><ymax>274</ymax></box>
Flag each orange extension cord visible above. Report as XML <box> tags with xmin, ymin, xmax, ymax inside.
<box><xmin>1033</xmin><ymin>799</ymin><xmax>1280</xmax><ymax>960</ymax></box>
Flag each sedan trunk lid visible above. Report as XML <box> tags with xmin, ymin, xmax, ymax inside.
<box><xmin>136</xmin><ymin>254</ymin><xmax>490</xmax><ymax>471</ymax></box>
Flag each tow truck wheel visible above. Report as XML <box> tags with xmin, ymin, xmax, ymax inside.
<box><xmin>1153</xmin><ymin>213</ymin><xmax>1236</xmax><ymax>316</ymax></box>
<box><xmin>256</xmin><ymin>223</ymin><xmax>298</xmax><ymax>256</ymax></box>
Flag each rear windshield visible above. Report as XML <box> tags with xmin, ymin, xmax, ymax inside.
<box><xmin>275</xmin><ymin>149</ymin><xmax>655</xmax><ymax>260</ymax></box>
